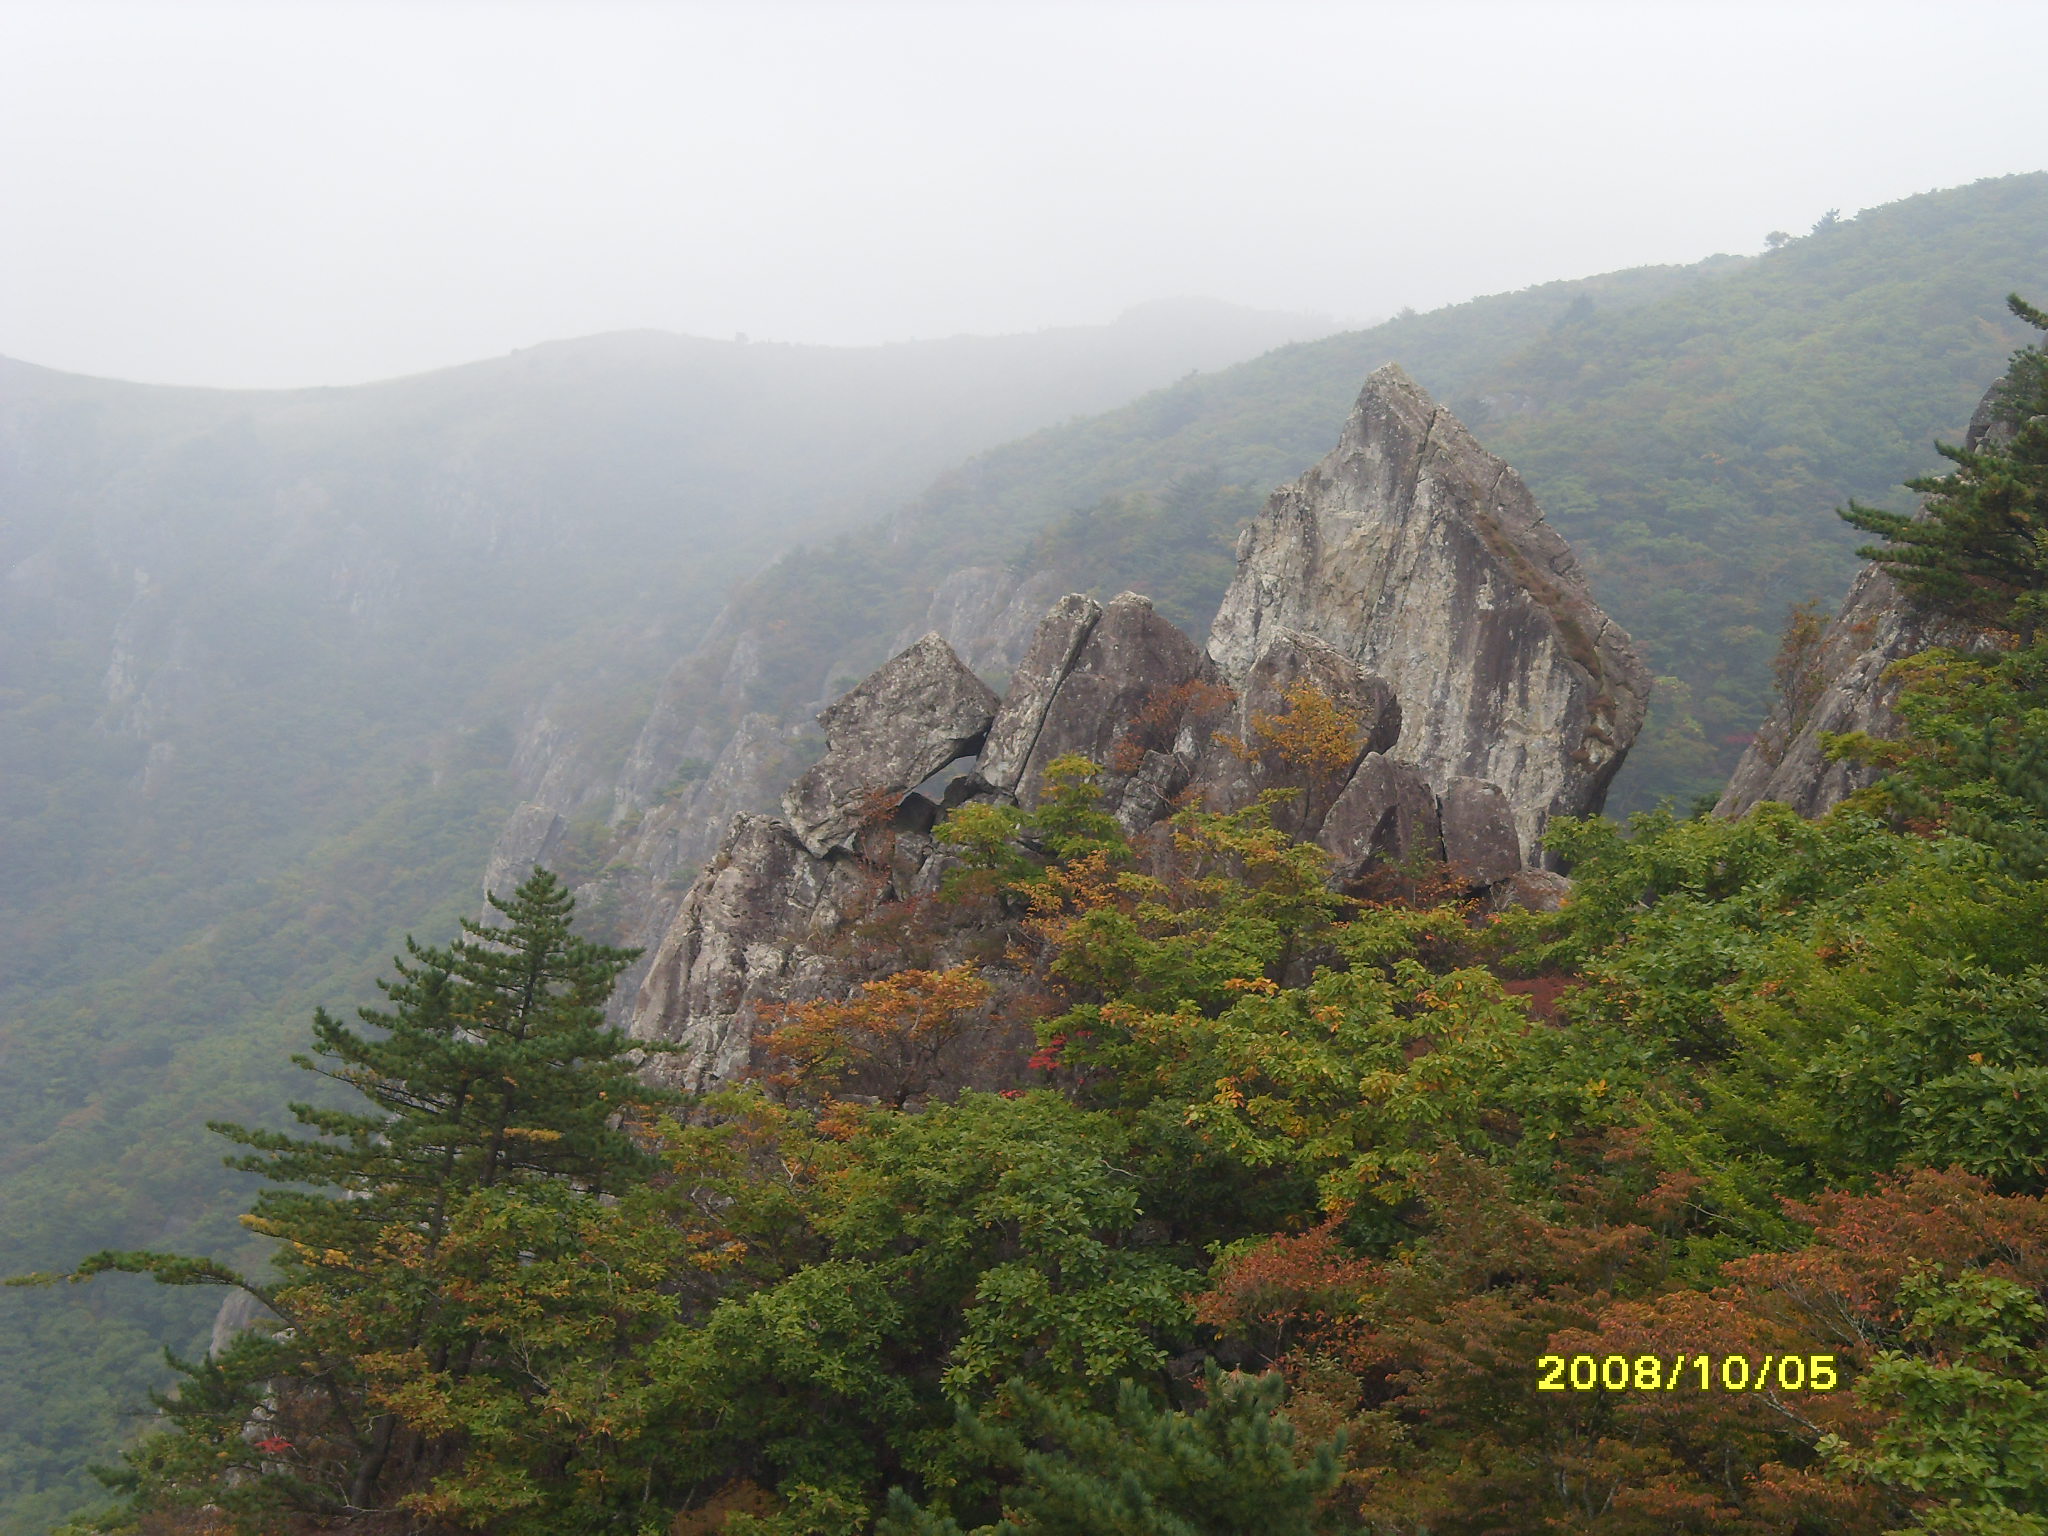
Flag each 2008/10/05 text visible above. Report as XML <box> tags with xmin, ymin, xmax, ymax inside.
<box><xmin>1537</xmin><ymin>1354</ymin><xmax>1842</xmax><ymax>1393</ymax></box>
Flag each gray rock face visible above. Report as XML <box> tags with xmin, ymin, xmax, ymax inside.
<box><xmin>630</xmin><ymin>814</ymin><xmax>881</xmax><ymax>1091</ymax></box>
<box><xmin>1189</xmin><ymin>630</ymin><xmax>1399</xmax><ymax>840</ymax></box>
<box><xmin>1206</xmin><ymin>364</ymin><xmax>1650</xmax><ymax>859</ymax></box>
<box><xmin>782</xmin><ymin>633</ymin><xmax>998</xmax><ymax>857</ymax></box>
<box><xmin>984</xmin><ymin>592</ymin><xmax>1217</xmax><ymax>806</ymax></box>
<box><xmin>209</xmin><ymin>1290</ymin><xmax>279</xmax><ymax>1358</ymax></box>
<box><xmin>1318</xmin><ymin>752</ymin><xmax>1443</xmax><ymax>878</ymax></box>
<box><xmin>1712</xmin><ymin>565</ymin><xmax>1993</xmax><ymax>818</ymax></box>
<box><xmin>979</xmin><ymin>593</ymin><xmax>1103</xmax><ymax>794</ymax></box>
<box><xmin>478</xmin><ymin>802</ymin><xmax>566</xmax><ymax>923</ymax></box>
<box><xmin>1487</xmin><ymin>868</ymin><xmax>1574</xmax><ymax>913</ymax></box>
<box><xmin>1716</xmin><ymin>379</ymin><xmax>2012</xmax><ymax>821</ymax></box>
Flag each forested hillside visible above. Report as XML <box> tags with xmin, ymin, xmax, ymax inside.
<box><xmin>0</xmin><ymin>302</ymin><xmax>1333</xmax><ymax>1535</ymax></box>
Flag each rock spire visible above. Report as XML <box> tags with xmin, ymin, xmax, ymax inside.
<box><xmin>1207</xmin><ymin>364</ymin><xmax>1651</xmax><ymax>856</ymax></box>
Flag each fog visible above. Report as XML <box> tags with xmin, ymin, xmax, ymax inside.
<box><xmin>4</xmin><ymin>0</ymin><xmax>2044</xmax><ymax>389</ymax></box>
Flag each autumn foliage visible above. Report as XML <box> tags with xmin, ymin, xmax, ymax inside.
<box><xmin>757</xmin><ymin>964</ymin><xmax>993</xmax><ymax>1109</ymax></box>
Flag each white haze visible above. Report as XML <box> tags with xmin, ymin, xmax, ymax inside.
<box><xmin>2</xmin><ymin>0</ymin><xmax>2044</xmax><ymax>389</ymax></box>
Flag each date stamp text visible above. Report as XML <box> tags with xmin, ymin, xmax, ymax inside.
<box><xmin>1537</xmin><ymin>1353</ymin><xmax>1842</xmax><ymax>1393</ymax></box>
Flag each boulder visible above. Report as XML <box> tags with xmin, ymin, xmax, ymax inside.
<box><xmin>1318</xmin><ymin>752</ymin><xmax>1443</xmax><ymax>877</ymax></box>
<box><xmin>1190</xmin><ymin>630</ymin><xmax>1398</xmax><ymax>840</ymax></box>
<box><xmin>1206</xmin><ymin>364</ymin><xmax>1650</xmax><ymax>860</ymax></box>
<box><xmin>1440</xmin><ymin>776</ymin><xmax>1522</xmax><ymax>888</ymax></box>
<box><xmin>1487</xmin><ymin>868</ymin><xmax>1574</xmax><ymax>913</ymax></box>
<box><xmin>782</xmin><ymin>633</ymin><xmax>998</xmax><ymax>856</ymax></box>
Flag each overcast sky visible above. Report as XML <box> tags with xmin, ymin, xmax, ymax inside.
<box><xmin>3</xmin><ymin>0</ymin><xmax>2044</xmax><ymax>389</ymax></box>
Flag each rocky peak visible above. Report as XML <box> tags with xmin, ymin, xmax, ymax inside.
<box><xmin>630</xmin><ymin>364</ymin><xmax>1647</xmax><ymax>1087</ymax></box>
<box><xmin>1206</xmin><ymin>363</ymin><xmax>1651</xmax><ymax>857</ymax></box>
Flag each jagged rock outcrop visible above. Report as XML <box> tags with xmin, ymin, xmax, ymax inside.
<box><xmin>782</xmin><ymin>634</ymin><xmax>998</xmax><ymax>857</ymax></box>
<box><xmin>630</xmin><ymin>813</ymin><xmax>886</xmax><ymax>1090</ymax></box>
<box><xmin>1207</xmin><ymin>364</ymin><xmax>1651</xmax><ymax>857</ymax></box>
<box><xmin>1711</xmin><ymin>565</ymin><xmax>1992</xmax><ymax>818</ymax></box>
<box><xmin>632</xmin><ymin>366</ymin><xmax>1644</xmax><ymax>1088</ymax></box>
<box><xmin>1715</xmin><ymin>378</ymin><xmax>2014</xmax><ymax>820</ymax></box>
<box><xmin>978</xmin><ymin>592</ymin><xmax>1216</xmax><ymax>808</ymax></box>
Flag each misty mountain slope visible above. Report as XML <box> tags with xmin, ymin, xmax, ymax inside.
<box><xmin>0</xmin><ymin>299</ymin><xmax>1330</xmax><ymax>1535</ymax></box>
<box><xmin>608</xmin><ymin>173</ymin><xmax>2048</xmax><ymax>869</ymax></box>
<box><xmin>0</xmin><ymin>297</ymin><xmax>1327</xmax><ymax>1000</ymax></box>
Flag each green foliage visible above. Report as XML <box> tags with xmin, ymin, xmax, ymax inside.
<box><xmin>1521</xmin><ymin>798</ymin><xmax>2048</xmax><ymax>1216</ymax></box>
<box><xmin>19</xmin><ymin>177</ymin><xmax>2048</xmax><ymax>1532</ymax></box>
<box><xmin>1830</xmin><ymin>1271</ymin><xmax>2048</xmax><ymax>1534</ymax></box>
<box><xmin>2</xmin><ymin>303</ymin><xmax>1325</xmax><ymax>1528</ymax></box>
<box><xmin>0</xmin><ymin>767</ymin><xmax>512</xmax><ymax>1534</ymax></box>
<box><xmin>657</xmin><ymin>1091</ymin><xmax>1195</xmax><ymax>1513</ymax></box>
<box><xmin>880</xmin><ymin>1366</ymin><xmax>1341</xmax><ymax>1535</ymax></box>
<box><xmin>1879</xmin><ymin>641</ymin><xmax>2048</xmax><ymax>878</ymax></box>
<box><xmin>1026</xmin><ymin>756</ymin><xmax>1130</xmax><ymax>864</ymax></box>
<box><xmin>20</xmin><ymin>871</ymin><xmax>674</xmax><ymax>1530</ymax></box>
<box><xmin>34</xmin><ymin>637</ymin><xmax>2048</xmax><ymax>1533</ymax></box>
<box><xmin>1842</xmin><ymin>295</ymin><xmax>2048</xmax><ymax>642</ymax></box>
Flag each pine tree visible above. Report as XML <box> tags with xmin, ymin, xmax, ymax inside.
<box><xmin>879</xmin><ymin>1365</ymin><xmax>1342</xmax><ymax>1536</ymax></box>
<box><xmin>1839</xmin><ymin>294</ymin><xmax>2048</xmax><ymax>644</ymax></box>
<box><xmin>17</xmin><ymin>869</ymin><xmax>658</xmax><ymax>1526</ymax></box>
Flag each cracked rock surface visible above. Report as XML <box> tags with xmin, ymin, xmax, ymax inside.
<box><xmin>1206</xmin><ymin>364</ymin><xmax>1651</xmax><ymax>858</ymax></box>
